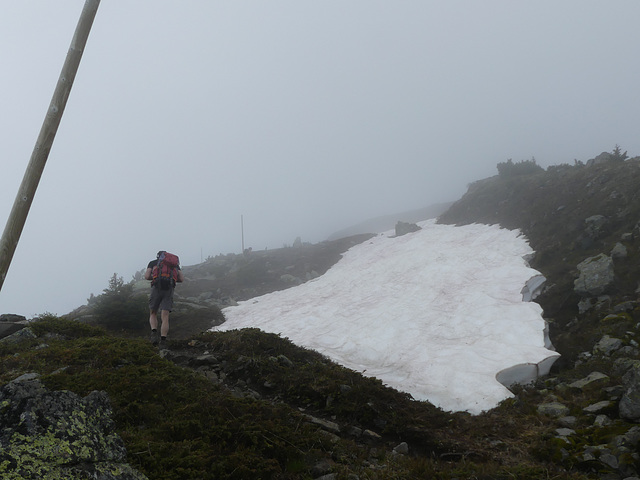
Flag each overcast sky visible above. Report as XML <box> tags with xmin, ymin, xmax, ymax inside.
<box><xmin>2</xmin><ymin>1</ymin><xmax>640</xmax><ymax>317</ymax></box>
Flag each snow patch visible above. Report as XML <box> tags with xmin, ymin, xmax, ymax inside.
<box><xmin>215</xmin><ymin>220</ymin><xmax>560</xmax><ymax>414</ymax></box>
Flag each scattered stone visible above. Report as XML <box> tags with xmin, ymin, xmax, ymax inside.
<box><xmin>621</xmin><ymin>231</ymin><xmax>634</xmax><ymax>241</ymax></box>
<box><xmin>558</xmin><ymin>416</ymin><xmax>577</xmax><ymax>428</ymax></box>
<box><xmin>578</xmin><ymin>298</ymin><xmax>594</xmax><ymax>314</ymax></box>
<box><xmin>611</xmin><ymin>426</ymin><xmax>640</xmax><ymax>449</ymax></box>
<box><xmin>611</xmin><ymin>242</ymin><xmax>628</xmax><ymax>260</ymax></box>
<box><xmin>192</xmin><ymin>354</ymin><xmax>220</xmax><ymax>366</ymax></box>
<box><xmin>613</xmin><ymin>301</ymin><xmax>637</xmax><ymax>313</ymax></box>
<box><xmin>363</xmin><ymin>429</ymin><xmax>382</xmax><ymax>440</ymax></box>
<box><xmin>574</xmin><ymin>253</ymin><xmax>615</xmax><ymax>296</ymax></box>
<box><xmin>604</xmin><ymin>385</ymin><xmax>626</xmax><ymax>399</ymax></box>
<box><xmin>583</xmin><ymin>400</ymin><xmax>614</xmax><ymax>414</ymax></box>
<box><xmin>594</xmin><ymin>336</ymin><xmax>623</xmax><ymax>356</ymax></box>
<box><xmin>620</xmin><ymin>364</ymin><xmax>640</xmax><ymax>421</ymax></box>
<box><xmin>614</xmin><ymin>359</ymin><xmax>640</xmax><ymax>377</ymax></box>
<box><xmin>277</xmin><ymin>355</ymin><xmax>294</xmax><ymax>368</ymax></box>
<box><xmin>393</xmin><ymin>442</ymin><xmax>409</xmax><ymax>455</ymax></box>
<box><xmin>310</xmin><ymin>459</ymin><xmax>333</xmax><ymax>477</ymax></box>
<box><xmin>594</xmin><ymin>415</ymin><xmax>612</xmax><ymax>427</ymax></box>
<box><xmin>395</xmin><ymin>221</ymin><xmax>421</xmax><ymax>236</ymax></box>
<box><xmin>600</xmin><ymin>453</ymin><xmax>619</xmax><ymax>470</ymax></box>
<box><xmin>584</xmin><ymin>214</ymin><xmax>609</xmax><ymax>239</ymax></box>
<box><xmin>555</xmin><ymin>428</ymin><xmax>575</xmax><ymax>437</ymax></box>
<box><xmin>568</xmin><ymin>371</ymin><xmax>610</xmax><ymax>390</ymax></box>
<box><xmin>537</xmin><ymin>402</ymin><xmax>570</xmax><ymax>417</ymax></box>
<box><xmin>316</xmin><ymin>474</ymin><xmax>337</xmax><ymax>480</ymax></box>
<box><xmin>305</xmin><ymin>415</ymin><xmax>340</xmax><ymax>434</ymax></box>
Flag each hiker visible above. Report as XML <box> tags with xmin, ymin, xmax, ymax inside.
<box><xmin>144</xmin><ymin>251</ymin><xmax>184</xmax><ymax>346</ymax></box>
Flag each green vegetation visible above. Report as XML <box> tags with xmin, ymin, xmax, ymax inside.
<box><xmin>496</xmin><ymin>157</ymin><xmax>544</xmax><ymax>177</ymax></box>
<box><xmin>1</xmin><ymin>317</ymin><xmax>589</xmax><ymax>479</ymax></box>
<box><xmin>87</xmin><ymin>273</ymin><xmax>148</xmax><ymax>334</ymax></box>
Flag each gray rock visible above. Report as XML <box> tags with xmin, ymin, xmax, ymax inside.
<box><xmin>558</xmin><ymin>416</ymin><xmax>577</xmax><ymax>427</ymax></box>
<box><xmin>578</xmin><ymin>298</ymin><xmax>594</xmax><ymax>314</ymax></box>
<box><xmin>363</xmin><ymin>429</ymin><xmax>382</xmax><ymax>440</ymax></box>
<box><xmin>0</xmin><ymin>326</ymin><xmax>37</xmax><ymax>344</ymax></box>
<box><xmin>277</xmin><ymin>354</ymin><xmax>294</xmax><ymax>368</ymax></box>
<box><xmin>395</xmin><ymin>221</ymin><xmax>421</xmax><ymax>236</ymax></box>
<box><xmin>584</xmin><ymin>214</ymin><xmax>609</xmax><ymax>239</ymax></box>
<box><xmin>0</xmin><ymin>313</ymin><xmax>27</xmax><ymax>322</ymax></box>
<box><xmin>599</xmin><ymin>453</ymin><xmax>619</xmax><ymax>469</ymax></box>
<box><xmin>594</xmin><ymin>336</ymin><xmax>623</xmax><ymax>356</ymax></box>
<box><xmin>316</xmin><ymin>474</ymin><xmax>337</xmax><ymax>480</ymax></box>
<box><xmin>574</xmin><ymin>253</ymin><xmax>615</xmax><ymax>296</ymax></box>
<box><xmin>614</xmin><ymin>301</ymin><xmax>637</xmax><ymax>313</ymax></box>
<box><xmin>614</xmin><ymin>359</ymin><xmax>640</xmax><ymax>377</ymax></box>
<box><xmin>305</xmin><ymin>415</ymin><xmax>340</xmax><ymax>434</ymax></box>
<box><xmin>611</xmin><ymin>242</ymin><xmax>628</xmax><ymax>260</ymax></box>
<box><xmin>568</xmin><ymin>371</ymin><xmax>610</xmax><ymax>389</ymax></box>
<box><xmin>611</xmin><ymin>426</ymin><xmax>640</xmax><ymax>449</ymax></box>
<box><xmin>393</xmin><ymin>442</ymin><xmax>409</xmax><ymax>454</ymax></box>
<box><xmin>621</xmin><ymin>232</ymin><xmax>634</xmax><ymax>242</ymax></box>
<box><xmin>583</xmin><ymin>400</ymin><xmax>614</xmax><ymax>414</ymax></box>
<box><xmin>620</xmin><ymin>364</ymin><xmax>640</xmax><ymax>421</ymax></box>
<box><xmin>594</xmin><ymin>415</ymin><xmax>612</xmax><ymax>427</ymax></box>
<box><xmin>555</xmin><ymin>428</ymin><xmax>575</xmax><ymax>437</ymax></box>
<box><xmin>537</xmin><ymin>402</ymin><xmax>570</xmax><ymax>417</ymax></box>
<box><xmin>192</xmin><ymin>354</ymin><xmax>220</xmax><ymax>366</ymax></box>
<box><xmin>586</xmin><ymin>152</ymin><xmax>614</xmax><ymax>167</ymax></box>
<box><xmin>0</xmin><ymin>376</ymin><xmax>147</xmax><ymax>479</ymax></box>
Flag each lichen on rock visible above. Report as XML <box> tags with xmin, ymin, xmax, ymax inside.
<box><xmin>0</xmin><ymin>374</ymin><xmax>147</xmax><ymax>480</ymax></box>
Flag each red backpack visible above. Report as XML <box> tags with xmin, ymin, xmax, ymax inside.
<box><xmin>152</xmin><ymin>251</ymin><xmax>180</xmax><ymax>289</ymax></box>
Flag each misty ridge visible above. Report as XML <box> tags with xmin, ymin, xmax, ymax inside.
<box><xmin>68</xmin><ymin>144</ymin><xmax>638</xmax><ymax>336</ymax></box>
<box><xmin>4</xmin><ymin>145</ymin><xmax>640</xmax><ymax>479</ymax></box>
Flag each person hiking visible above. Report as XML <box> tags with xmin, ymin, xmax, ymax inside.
<box><xmin>144</xmin><ymin>251</ymin><xmax>184</xmax><ymax>346</ymax></box>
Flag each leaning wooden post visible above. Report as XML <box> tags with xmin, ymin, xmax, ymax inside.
<box><xmin>0</xmin><ymin>0</ymin><xmax>101</xmax><ymax>292</ymax></box>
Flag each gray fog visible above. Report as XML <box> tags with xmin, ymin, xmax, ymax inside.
<box><xmin>2</xmin><ymin>1</ymin><xmax>640</xmax><ymax>317</ymax></box>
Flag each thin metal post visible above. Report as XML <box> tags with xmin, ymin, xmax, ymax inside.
<box><xmin>0</xmin><ymin>0</ymin><xmax>101</xmax><ymax>292</ymax></box>
<box><xmin>241</xmin><ymin>215</ymin><xmax>245</xmax><ymax>254</ymax></box>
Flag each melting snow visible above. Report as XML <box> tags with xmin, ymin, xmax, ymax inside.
<box><xmin>215</xmin><ymin>220</ymin><xmax>560</xmax><ymax>414</ymax></box>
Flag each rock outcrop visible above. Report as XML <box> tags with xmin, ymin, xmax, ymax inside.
<box><xmin>574</xmin><ymin>253</ymin><xmax>615</xmax><ymax>297</ymax></box>
<box><xmin>0</xmin><ymin>374</ymin><xmax>147</xmax><ymax>480</ymax></box>
<box><xmin>394</xmin><ymin>221</ymin><xmax>421</xmax><ymax>236</ymax></box>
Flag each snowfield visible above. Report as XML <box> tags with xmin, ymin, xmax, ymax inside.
<box><xmin>215</xmin><ymin>220</ymin><xmax>560</xmax><ymax>414</ymax></box>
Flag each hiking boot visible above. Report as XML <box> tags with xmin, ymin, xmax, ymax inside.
<box><xmin>150</xmin><ymin>330</ymin><xmax>159</xmax><ymax>346</ymax></box>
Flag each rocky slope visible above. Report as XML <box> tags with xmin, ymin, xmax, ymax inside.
<box><xmin>3</xmin><ymin>152</ymin><xmax>640</xmax><ymax>479</ymax></box>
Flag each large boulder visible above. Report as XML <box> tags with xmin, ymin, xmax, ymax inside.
<box><xmin>586</xmin><ymin>151</ymin><xmax>614</xmax><ymax>167</ymax></box>
<box><xmin>0</xmin><ymin>314</ymin><xmax>28</xmax><ymax>341</ymax></box>
<box><xmin>574</xmin><ymin>253</ymin><xmax>615</xmax><ymax>296</ymax></box>
<box><xmin>395</xmin><ymin>221</ymin><xmax>421</xmax><ymax>236</ymax></box>
<box><xmin>584</xmin><ymin>215</ymin><xmax>609</xmax><ymax>240</ymax></box>
<box><xmin>620</xmin><ymin>364</ymin><xmax>640</xmax><ymax>422</ymax></box>
<box><xmin>0</xmin><ymin>374</ymin><xmax>148</xmax><ymax>479</ymax></box>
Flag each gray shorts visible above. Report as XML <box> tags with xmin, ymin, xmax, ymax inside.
<box><xmin>149</xmin><ymin>286</ymin><xmax>174</xmax><ymax>312</ymax></box>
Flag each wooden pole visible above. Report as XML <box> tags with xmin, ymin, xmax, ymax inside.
<box><xmin>0</xmin><ymin>0</ymin><xmax>101</xmax><ymax>292</ymax></box>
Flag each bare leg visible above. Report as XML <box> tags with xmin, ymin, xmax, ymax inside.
<box><xmin>149</xmin><ymin>310</ymin><xmax>158</xmax><ymax>330</ymax></box>
<box><xmin>160</xmin><ymin>310</ymin><xmax>170</xmax><ymax>337</ymax></box>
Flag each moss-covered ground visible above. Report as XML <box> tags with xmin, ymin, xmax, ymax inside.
<box><xmin>1</xmin><ymin>316</ymin><xmax>591</xmax><ymax>479</ymax></box>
